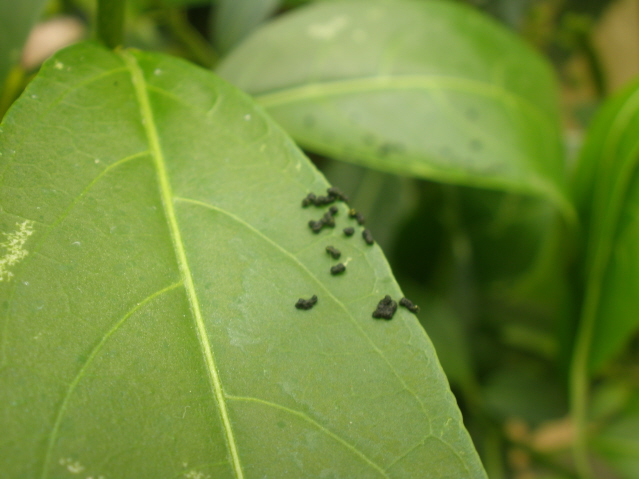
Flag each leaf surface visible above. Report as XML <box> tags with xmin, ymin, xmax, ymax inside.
<box><xmin>0</xmin><ymin>42</ymin><xmax>486</xmax><ymax>478</ymax></box>
<box><xmin>217</xmin><ymin>0</ymin><xmax>570</xmax><ymax>214</ymax></box>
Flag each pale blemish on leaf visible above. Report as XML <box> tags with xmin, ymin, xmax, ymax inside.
<box><xmin>0</xmin><ymin>220</ymin><xmax>34</xmax><ymax>282</ymax></box>
<box><xmin>58</xmin><ymin>457</ymin><xmax>85</xmax><ymax>474</ymax></box>
<box><xmin>185</xmin><ymin>471</ymin><xmax>210</xmax><ymax>479</ymax></box>
<box><xmin>307</xmin><ymin>15</ymin><xmax>349</xmax><ymax>40</ymax></box>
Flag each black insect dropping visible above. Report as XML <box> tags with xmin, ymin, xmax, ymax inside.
<box><xmin>343</xmin><ymin>227</ymin><xmax>355</xmax><ymax>237</ymax></box>
<box><xmin>308</xmin><ymin>207</ymin><xmax>339</xmax><ymax>234</ymax></box>
<box><xmin>330</xmin><ymin>263</ymin><xmax>346</xmax><ymax>275</ymax></box>
<box><xmin>372</xmin><ymin>295</ymin><xmax>397</xmax><ymax>320</ymax></box>
<box><xmin>348</xmin><ymin>209</ymin><xmax>365</xmax><ymax>225</ymax></box>
<box><xmin>399</xmin><ymin>297</ymin><xmax>420</xmax><ymax>314</ymax></box>
<box><xmin>329</xmin><ymin>205</ymin><xmax>338</xmax><ymax>216</ymax></box>
<box><xmin>362</xmin><ymin>229</ymin><xmax>374</xmax><ymax>245</ymax></box>
<box><xmin>327</xmin><ymin>186</ymin><xmax>350</xmax><ymax>203</ymax></box>
<box><xmin>301</xmin><ymin>187</ymin><xmax>349</xmax><ymax>208</ymax></box>
<box><xmin>295</xmin><ymin>295</ymin><xmax>318</xmax><ymax>310</ymax></box>
<box><xmin>302</xmin><ymin>193</ymin><xmax>317</xmax><ymax>207</ymax></box>
<box><xmin>326</xmin><ymin>246</ymin><xmax>341</xmax><ymax>259</ymax></box>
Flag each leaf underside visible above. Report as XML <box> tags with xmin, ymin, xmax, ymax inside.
<box><xmin>217</xmin><ymin>0</ymin><xmax>569</xmax><ymax>212</ymax></box>
<box><xmin>0</xmin><ymin>42</ymin><xmax>486</xmax><ymax>478</ymax></box>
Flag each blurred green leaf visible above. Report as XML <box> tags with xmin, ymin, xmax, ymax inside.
<box><xmin>212</xmin><ymin>0</ymin><xmax>281</xmax><ymax>54</ymax></box>
<box><xmin>0</xmin><ymin>42</ymin><xmax>487</xmax><ymax>477</ymax></box>
<box><xmin>0</xmin><ymin>0</ymin><xmax>48</xmax><ymax>89</ymax></box>
<box><xmin>217</xmin><ymin>0</ymin><xmax>572</xmax><ymax>217</ymax></box>
<box><xmin>573</xmin><ymin>77</ymin><xmax>639</xmax><ymax>371</ymax></box>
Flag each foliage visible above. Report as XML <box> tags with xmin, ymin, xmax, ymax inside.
<box><xmin>1</xmin><ymin>0</ymin><xmax>639</xmax><ymax>478</ymax></box>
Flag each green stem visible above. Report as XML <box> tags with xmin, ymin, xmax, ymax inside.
<box><xmin>0</xmin><ymin>66</ymin><xmax>27</xmax><ymax>120</ymax></box>
<box><xmin>96</xmin><ymin>0</ymin><xmax>126</xmax><ymax>49</ymax></box>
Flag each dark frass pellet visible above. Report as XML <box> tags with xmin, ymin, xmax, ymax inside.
<box><xmin>295</xmin><ymin>295</ymin><xmax>318</xmax><ymax>310</ymax></box>
<box><xmin>321</xmin><ymin>211</ymin><xmax>336</xmax><ymax>227</ymax></box>
<box><xmin>372</xmin><ymin>295</ymin><xmax>397</xmax><ymax>320</ymax></box>
<box><xmin>302</xmin><ymin>193</ymin><xmax>317</xmax><ymax>207</ymax></box>
<box><xmin>329</xmin><ymin>205</ymin><xmax>338</xmax><ymax>215</ymax></box>
<box><xmin>399</xmin><ymin>297</ymin><xmax>420</xmax><ymax>314</ymax></box>
<box><xmin>326</xmin><ymin>246</ymin><xmax>341</xmax><ymax>259</ymax></box>
<box><xmin>314</xmin><ymin>195</ymin><xmax>335</xmax><ymax>206</ymax></box>
<box><xmin>343</xmin><ymin>227</ymin><xmax>355</xmax><ymax>237</ymax></box>
<box><xmin>348</xmin><ymin>209</ymin><xmax>365</xmax><ymax>225</ymax></box>
<box><xmin>362</xmin><ymin>229</ymin><xmax>374</xmax><ymax>245</ymax></box>
<box><xmin>327</xmin><ymin>186</ymin><xmax>350</xmax><ymax>203</ymax></box>
<box><xmin>330</xmin><ymin>263</ymin><xmax>346</xmax><ymax>275</ymax></box>
<box><xmin>308</xmin><ymin>220</ymin><xmax>324</xmax><ymax>234</ymax></box>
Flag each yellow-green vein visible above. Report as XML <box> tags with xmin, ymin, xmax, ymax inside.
<box><xmin>120</xmin><ymin>50</ymin><xmax>245</xmax><ymax>479</ymax></box>
<box><xmin>40</xmin><ymin>282</ymin><xmax>182</xmax><ymax>479</ymax></box>
<box><xmin>226</xmin><ymin>395</ymin><xmax>389</xmax><ymax>478</ymax></box>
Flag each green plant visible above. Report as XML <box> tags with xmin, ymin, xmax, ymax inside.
<box><xmin>1</xmin><ymin>0</ymin><xmax>639</xmax><ymax>478</ymax></box>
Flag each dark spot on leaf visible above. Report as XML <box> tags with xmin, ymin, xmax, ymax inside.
<box><xmin>362</xmin><ymin>229</ymin><xmax>374</xmax><ymax>245</ymax></box>
<box><xmin>326</xmin><ymin>246</ymin><xmax>341</xmax><ymax>259</ymax></box>
<box><xmin>377</xmin><ymin>142</ymin><xmax>405</xmax><ymax>157</ymax></box>
<box><xmin>469</xmin><ymin>139</ymin><xmax>483</xmax><ymax>151</ymax></box>
<box><xmin>330</xmin><ymin>263</ymin><xmax>346</xmax><ymax>275</ymax></box>
<box><xmin>399</xmin><ymin>297</ymin><xmax>420</xmax><ymax>314</ymax></box>
<box><xmin>343</xmin><ymin>227</ymin><xmax>355</xmax><ymax>236</ymax></box>
<box><xmin>295</xmin><ymin>295</ymin><xmax>318</xmax><ymax>310</ymax></box>
<box><xmin>372</xmin><ymin>295</ymin><xmax>397</xmax><ymax>319</ymax></box>
<box><xmin>348</xmin><ymin>209</ymin><xmax>365</xmax><ymax>225</ymax></box>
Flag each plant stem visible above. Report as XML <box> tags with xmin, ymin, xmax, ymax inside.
<box><xmin>96</xmin><ymin>0</ymin><xmax>126</xmax><ymax>49</ymax></box>
<box><xmin>165</xmin><ymin>8</ymin><xmax>218</xmax><ymax>68</ymax></box>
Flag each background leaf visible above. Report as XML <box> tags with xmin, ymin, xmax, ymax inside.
<box><xmin>211</xmin><ymin>0</ymin><xmax>282</xmax><ymax>55</ymax></box>
<box><xmin>0</xmin><ymin>0</ymin><xmax>49</xmax><ymax>91</ymax></box>
<box><xmin>216</xmin><ymin>0</ymin><xmax>571</xmax><ymax>215</ymax></box>
<box><xmin>572</xmin><ymin>77</ymin><xmax>639</xmax><ymax>371</ymax></box>
<box><xmin>0</xmin><ymin>42</ymin><xmax>486</xmax><ymax>478</ymax></box>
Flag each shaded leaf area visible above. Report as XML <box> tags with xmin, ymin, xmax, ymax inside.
<box><xmin>0</xmin><ymin>42</ymin><xmax>486</xmax><ymax>478</ymax></box>
<box><xmin>217</xmin><ymin>0</ymin><xmax>570</xmax><ymax>214</ymax></box>
<box><xmin>212</xmin><ymin>0</ymin><xmax>282</xmax><ymax>55</ymax></box>
<box><xmin>0</xmin><ymin>0</ymin><xmax>49</xmax><ymax>88</ymax></box>
<box><xmin>572</xmin><ymin>77</ymin><xmax>639</xmax><ymax>371</ymax></box>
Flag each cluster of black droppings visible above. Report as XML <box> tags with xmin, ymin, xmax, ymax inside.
<box><xmin>330</xmin><ymin>263</ymin><xmax>346</xmax><ymax>275</ymax></box>
<box><xmin>343</xmin><ymin>227</ymin><xmax>354</xmax><ymax>237</ymax></box>
<box><xmin>295</xmin><ymin>295</ymin><xmax>318</xmax><ymax>310</ymax></box>
<box><xmin>399</xmin><ymin>297</ymin><xmax>419</xmax><ymax>314</ymax></box>
<box><xmin>362</xmin><ymin>229</ymin><xmax>374</xmax><ymax>245</ymax></box>
<box><xmin>302</xmin><ymin>187</ymin><xmax>349</xmax><ymax>208</ymax></box>
<box><xmin>372</xmin><ymin>295</ymin><xmax>397</xmax><ymax>320</ymax></box>
<box><xmin>308</xmin><ymin>207</ymin><xmax>339</xmax><ymax>234</ymax></box>
<box><xmin>348</xmin><ymin>209</ymin><xmax>366</xmax><ymax>225</ymax></box>
<box><xmin>326</xmin><ymin>245</ymin><xmax>341</xmax><ymax>259</ymax></box>
<box><xmin>327</xmin><ymin>187</ymin><xmax>349</xmax><ymax>203</ymax></box>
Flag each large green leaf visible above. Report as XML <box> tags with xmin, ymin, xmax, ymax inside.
<box><xmin>216</xmin><ymin>0</ymin><xmax>571</xmax><ymax>216</ymax></box>
<box><xmin>0</xmin><ymin>42</ymin><xmax>486</xmax><ymax>478</ymax></box>
<box><xmin>572</xmin><ymin>78</ymin><xmax>639</xmax><ymax>371</ymax></box>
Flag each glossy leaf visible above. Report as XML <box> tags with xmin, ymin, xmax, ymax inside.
<box><xmin>217</xmin><ymin>0</ymin><xmax>571</xmax><ymax>215</ymax></box>
<box><xmin>0</xmin><ymin>42</ymin><xmax>486</xmax><ymax>478</ymax></box>
<box><xmin>572</xmin><ymin>77</ymin><xmax>639</xmax><ymax>370</ymax></box>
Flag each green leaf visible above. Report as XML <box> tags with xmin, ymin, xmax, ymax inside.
<box><xmin>0</xmin><ymin>0</ymin><xmax>49</xmax><ymax>88</ymax></box>
<box><xmin>572</xmin><ymin>77</ymin><xmax>639</xmax><ymax>371</ymax></box>
<box><xmin>216</xmin><ymin>0</ymin><xmax>572</xmax><ymax>217</ymax></box>
<box><xmin>0</xmin><ymin>42</ymin><xmax>486</xmax><ymax>478</ymax></box>
<box><xmin>212</xmin><ymin>0</ymin><xmax>282</xmax><ymax>55</ymax></box>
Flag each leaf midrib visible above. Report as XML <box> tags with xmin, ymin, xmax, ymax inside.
<box><xmin>253</xmin><ymin>74</ymin><xmax>550</xmax><ymax>126</ymax></box>
<box><xmin>120</xmin><ymin>51</ymin><xmax>245</xmax><ymax>479</ymax></box>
